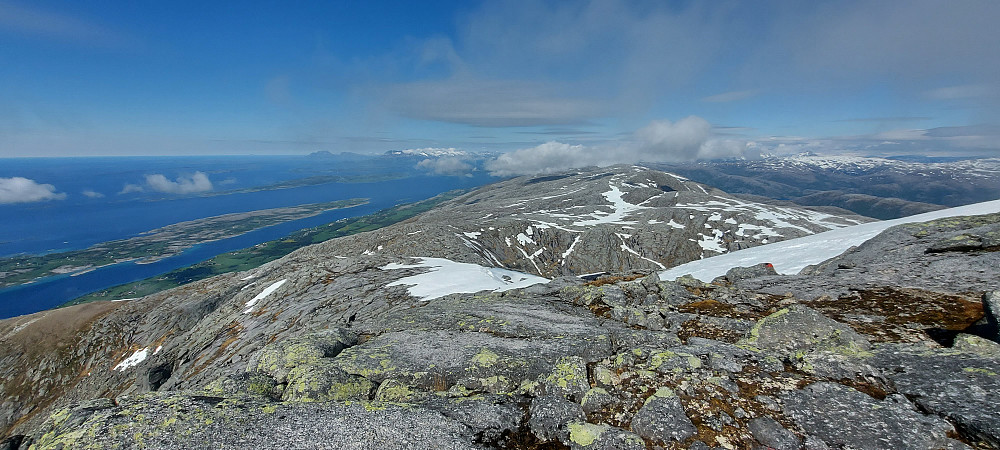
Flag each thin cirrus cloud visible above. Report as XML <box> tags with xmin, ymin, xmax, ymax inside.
<box><xmin>382</xmin><ymin>78</ymin><xmax>603</xmax><ymax>127</ymax></box>
<box><xmin>0</xmin><ymin>1</ymin><xmax>135</xmax><ymax>48</ymax></box>
<box><xmin>0</xmin><ymin>177</ymin><xmax>67</xmax><ymax>204</ymax></box>
<box><xmin>701</xmin><ymin>90</ymin><xmax>760</xmax><ymax>103</ymax></box>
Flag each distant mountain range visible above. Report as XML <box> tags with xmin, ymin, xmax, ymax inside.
<box><xmin>655</xmin><ymin>154</ymin><xmax>1000</xmax><ymax>219</ymax></box>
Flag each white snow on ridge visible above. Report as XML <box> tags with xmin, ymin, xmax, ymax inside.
<box><xmin>660</xmin><ymin>199</ymin><xmax>1000</xmax><ymax>282</ymax></box>
<box><xmin>243</xmin><ymin>279</ymin><xmax>288</xmax><ymax>314</ymax></box>
<box><xmin>382</xmin><ymin>257</ymin><xmax>549</xmax><ymax>300</ymax></box>
<box><xmin>573</xmin><ymin>184</ymin><xmax>648</xmax><ymax>226</ymax></box>
<box><xmin>113</xmin><ymin>347</ymin><xmax>149</xmax><ymax>371</ymax></box>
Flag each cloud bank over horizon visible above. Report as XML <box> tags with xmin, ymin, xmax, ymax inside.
<box><xmin>416</xmin><ymin>157</ymin><xmax>474</xmax><ymax>177</ymax></box>
<box><xmin>0</xmin><ymin>177</ymin><xmax>67</xmax><ymax>204</ymax></box>
<box><xmin>485</xmin><ymin>116</ymin><xmax>748</xmax><ymax>176</ymax></box>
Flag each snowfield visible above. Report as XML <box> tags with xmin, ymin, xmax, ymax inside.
<box><xmin>660</xmin><ymin>199</ymin><xmax>1000</xmax><ymax>282</ymax></box>
<box><xmin>243</xmin><ymin>278</ymin><xmax>288</xmax><ymax>313</ymax></box>
<box><xmin>382</xmin><ymin>257</ymin><xmax>549</xmax><ymax>300</ymax></box>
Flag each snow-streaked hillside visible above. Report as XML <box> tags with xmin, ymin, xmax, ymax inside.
<box><xmin>324</xmin><ymin>165</ymin><xmax>871</xmax><ymax>278</ymax></box>
<box><xmin>659</xmin><ymin>199</ymin><xmax>1000</xmax><ymax>281</ymax></box>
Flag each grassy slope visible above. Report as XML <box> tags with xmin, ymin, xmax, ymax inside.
<box><xmin>65</xmin><ymin>190</ymin><xmax>466</xmax><ymax>306</ymax></box>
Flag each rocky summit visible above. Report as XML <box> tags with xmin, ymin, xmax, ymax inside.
<box><xmin>1</xmin><ymin>166</ymin><xmax>998</xmax><ymax>450</ymax></box>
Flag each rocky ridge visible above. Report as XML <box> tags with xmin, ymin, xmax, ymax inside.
<box><xmin>322</xmin><ymin>165</ymin><xmax>869</xmax><ymax>278</ymax></box>
<box><xmin>0</xmin><ymin>168</ymin><xmax>997</xmax><ymax>449</ymax></box>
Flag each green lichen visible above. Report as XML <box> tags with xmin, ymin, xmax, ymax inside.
<box><xmin>643</xmin><ymin>386</ymin><xmax>676</xmax><ymax>405</ymax></box>
<box><xmin>738</xmin><ymin>307</ymin><xmax>791</xmax><ymax>351</ymax></box>
<box><xmin>376</xmin><ymin>380</ymin><xmax>415</xmax><ymax>402</ymax></box>
<box><xmin>470</xmin><ymin>347</ymin><xmax>500</xmax><ymax>367</ymax></box>
<box><xmin>544</xmin><ymin>356</ymin><xmax>587</xmax><ymax>392</ymax></box>
<box><xmin>582</xmin><ymin>387</ymin><xmax>609</xmax><ymax>405</ymax></box>
<box><xmin>568</xmin><ymin>421</ymin><xmax>606</xmax><ymax>447</ymax></box>
<box><xmin>963</xmin><ymin>367</ymin><xmax>998</xmax><ymax>376</ymax></box>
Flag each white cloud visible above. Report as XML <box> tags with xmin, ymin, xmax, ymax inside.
<box><xmin>119</xmin><ymin>183</ymin><xmax>144</xmax><ymax>194</ymax></box>
<box><xmin>0</xmin><ymin>177</ymin><xmax>66</xmax><ymax>204</ymax></box>
<box><xmin>486</xmin><ymin>142</ymin><xmax>592</xmax><ymax>177</ymax></box>
<box><xmin>144</xmin><ymin>172</ymin><xmax>213</xmax><ymax>194</ymax></box>
<box><xmin>416</xmin><ymin>157</ymin><xmax>473</xmax><ymax>176</ymax></box>
<box><xmin>486</xmin><ymin>116</ymin><xmax>746</xmax><ymax>176</ymax></box>
<box><xmin>633</xmin><ymin>117</ymin><xmax>714</xmax><ymax>161</ymax></box>
<box><xmin>81</xmin><ymin>189</ymin><xmax>104</xmax><ymax>198</ymax></box>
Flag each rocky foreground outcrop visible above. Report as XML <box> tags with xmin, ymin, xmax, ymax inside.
<box><xmin>2</xmin><ymin>213</ymin><xmax>999</xmax><ymax>448</ymax></box>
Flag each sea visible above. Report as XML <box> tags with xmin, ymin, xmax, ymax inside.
<box><xmin>0</xmin><ymin>154</ymin><xmax>497</xmax><ymax>318</ymax></box>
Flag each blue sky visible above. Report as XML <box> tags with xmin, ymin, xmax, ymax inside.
<box><xmin>1</xmin><ymin>0</ymin><xmax>999</xmax><ymax>158</ymax></box>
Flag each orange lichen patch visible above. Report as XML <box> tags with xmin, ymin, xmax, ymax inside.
<box><xmin>677</xmin><ymin>319</ymin><xmax>745</xmax><ymax>344</ymax></box>
<box><xmin>808</xmin><ymin>287</ymin><xmax>984</xmax><ymax>343</ymax></box>
<box><xmin>584</xmin><ymin>273</ymin><xmax>645</xmax><ymax>287</ymax></box>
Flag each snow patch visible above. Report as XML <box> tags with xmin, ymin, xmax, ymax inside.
<box><xmin>382</xmin><ymin>258</ymin><xmax>549</xmax><ymax>300</ymax></box>
<box><xmin>113</xmin><ymin>348</ymin><xmax>149</xmax><ymax>371</ymax></box>
<box><xmin>661</xmin><ymin>199</ymin><xmax>1000</xmax><ymax>281</ymax></box>
<box><xmin>573</xmin><ymin>184</ymin><xmax>649</xmax><ymax>226</ymax></box>
<box><xmin>243</xmin><ymin>279</ymin><xmax>288</xmax><ymax>314</ymax></box>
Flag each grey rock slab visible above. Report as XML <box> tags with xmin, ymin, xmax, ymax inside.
<box><xmin>528</xmin><ymin>394</ymin><xmax>585</xmax><ymax>442</ymax></box>
<box><xmin>748</xmin><ymin>416</ymin><xmax>801</xmax><ymax>450</ymax></box>
<box><xmin>629</xmin><ymin>388</ymin><xmax>696</xmax><ymax>443</ymax></box>
<box><xmin>782</xmin><ymin>382</ymin><xmax>965</xmax><ymax>450</ymax></box>
<box><xmin>739</xmin><ymin>304</ymin><xmax>871</xmax><ymax>358</ymax></box>
<box><xmin>28</xmin><ymin>392</ymin><xmax>485</xmax><ymax>450</ymax></box>
<box><xmin>984</xmin><ymin>291</ymin><xmax>1000</xmax><ymax>341</ymax></box>
<box><xmin>873</xmin><ymin>344</ymin><xmax>1000</xmax><ymax>447</ymax></box>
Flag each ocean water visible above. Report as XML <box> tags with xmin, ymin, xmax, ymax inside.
<box><xmin>0</xmin><ymin>154</ymin><xmax>496</xmax><ymax>318</ymax></box>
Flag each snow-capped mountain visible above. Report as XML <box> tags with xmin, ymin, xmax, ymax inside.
<box><xmin>653</xmin><ymin>155</ymin><xmax>1000</xmax><ymax>220</ymax></box>
<box><xmin>385</xmin><ymin>148</ymin><xmax>469</xmax><ymax>157</ymax></box>
<box><xmin>321</xmin><ymin>165</ymin><xmax>871</xmax><ymax>277</ymax></box>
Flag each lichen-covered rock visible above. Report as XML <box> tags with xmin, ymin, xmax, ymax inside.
<box><xmin>738</xmin><ymin>305</ymin><xmax>871</xmax><ymax>361</ymax></box>
<box><xmin>580</xmin><ymin>388</ymin><xmax>614</xmax><ymax>416</ymax></box>
<box><xmin>782</xmin><ymin>382</ymin><xmax>966</xmax><ymax>450</ymax></box>
<box><xmin>539</xmin><ymin>356</ymin><xmax>590</xmax><ymax>402</ymax></box>
<box><xmin>565</xmin><ymin>421</ymin><xmax>645</xmax><ymax>450</ymax></box>
<box><xmin>629</xmin><ymin>387</ymin><xmax>696</xmax><ymax>443</ymax></box>
<box><xmin>872</xmin><ymin>344</ymin><xmax>1000</xmax><ymax>447</ymax></box>
<box><xmin>952</xmin><ymin>333</ymin><xmax>1000</xmax><ymax>357</ymax></box>
<box><xmin>26</xmin><ymin>392</ymin><xmax>486</xmax><ymax>450</ymax></box>
<box><xmin>528</xmin><ymin>395</ymin><xmax>585</xmax><ymax>442</ymax></box>
<box><xmin>250</xmin><ymin>328</ymin><xmax>357</xmax><ymax>383</ymax></box>
<box><xmin>282</xmin><ymin>361</ymin><xmax>374</xmax><ymax>402</ymax></box>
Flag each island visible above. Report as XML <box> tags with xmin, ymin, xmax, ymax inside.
<box><xmin>0</xmin><ymin>198</ymin><xmax>368</xmax><ymax>289</ymax></box>
<box><xmin>65</xmin><ymin>190</ymin><xmax>466</xmax><ymax>305</ymax></box>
